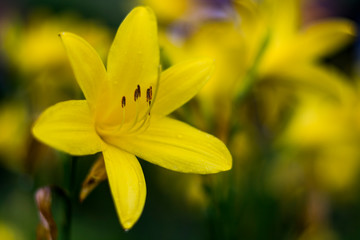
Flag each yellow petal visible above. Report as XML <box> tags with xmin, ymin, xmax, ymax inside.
<box><xmin>261</xmin><ymin>19</ymin><xmax>355</xmax><ymax>75</ymax></box>
<box><xmin>80</xmin><ymin>155</ymin><xmax>107</xmax><ymax>202</ymax></box>
<box><xmin>100</xmin><ymin>7</ymin><xmax>159</xmax><ymax>126</ymax></box>
<box><xmin>264</xmin><ymin>19</ymin><xmax>356</xmax><ymax>71</ymax></box>
<box><xmin>102</xmin><ymin>144</ymin><xmax>146</xmax><ymax>230</ymax></box>
<box><xmin>293</xmin><ymin>19</ymin><xmax>356</xmax><ymax>60</ymax></box>
<box><xmin>104</xmin><ymin>117</ymin><xmax>232</xmax><ymax>174</ymax></box>
<box><xmin>151</xmin><ymin>58</ymin><xmax>214</xmax><ymax>116</ymax></box>
<box><xmin>270</xmin><ymin>63</ymin><xmax>354</xmax><ymax>104</ymax></box>
<box><xmin>267</xmin><ymin>0</ymin><xmax>300</xmax><ymax>43</ymax></box>
<box><xmin>32</xmin><ymin>100</ymin><xmax>101</xmax><ymax>155</ymax></box>
<box><xmin>59</xmin><ymin>32</ymin><xmax>107</xmax><ymax>109</ymax></box>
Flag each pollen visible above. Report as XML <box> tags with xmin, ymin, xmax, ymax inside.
<box><xmin>134</xmin><ymin>85</ymin><xmax>142</xmax><ymax>102</ymax></box>
<box><xmin>121</xmin><ymin>96</ymin><xmax>126</xmax><ymax>108</ymax></box>
<box><xmin>137</xmin><ymin>85</ymin><xmax>141</xmax><ymax>97</ymax></box>
<box><xmin>146</xmin><ymin>86</ymin><xmax>153</xmax><ymax>103</ymax></box>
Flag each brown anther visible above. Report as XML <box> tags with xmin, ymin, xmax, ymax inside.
<box><xmin>134</xmin><ymin>89</ymin><xmax>139</xmax><ymax>101</ymax></box>
<box><xmin>137</xmin><ymin>85</ymin><xmax>141</xmax><ymax>97</ymax></box>
<box><xmin>149</xmin><ymin>86</ymin><xmax>153</xmax><ymax>100</ymax></box>
<box><xmin>122</xmin><ymin>96</ymin><xmax>126</xmax><ymax>108</ymax></box>
<box><xmin>149</xmin><ymin>100</ymin><xmax>152</xmax><ymax>106</ymax></box>
<box><xmin>146</xmin><ymin>88</ymin><xmax>150</xmax><ymax>102</ymax></box>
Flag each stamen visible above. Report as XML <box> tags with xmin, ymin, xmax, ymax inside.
<box><xmin>146</xmin><ymin>88</ymin><xmax>150</xmax><ymax>102</ymax></box>
<box><xmin>146</xmin><ymin>65</ymin><xmax>161</xmax><ymax>116</ymax></box>
<box><xmin>149</xmin><ymin>86</ymin><xmax>153</xmax><ymax>100</ymax></box>
<box><xmin>129</xmin><ymin>89</ymin><xmax>141</xmax><ymax>130</ymax></box>
<box><xmin>137</xmin><ymin>85</ymin><xmax>141</xmax><ymax>97</ymax></box>
<box><xmin>134</xmin><ymin>89</ymin><xmax>139</xmax><ymax>101</ymax></box>
<box><xmin>115</xmin><ymin>97</ymin><xmax>126</xmax><ymax>131</ymax></box>
<box><xmin>127</xmin><ymin>65</ymin><xmax>162</xmax><ymax>134</ymax></box>
<box><xmin>121</xmin><ymin>96</ymin><xmax>126</xmax><ymax>108</ymax></box>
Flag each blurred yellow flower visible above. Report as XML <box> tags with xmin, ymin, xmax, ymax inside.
<box><xmin>280</xmin><ymin>91</ymin><xmax>354</xmax><ymax>147</ymax></box>
<box><xmin>1</xmin><ymin>10</ymin><xmax>112</xmax><ymax>112</ymax></box>
<box><xmin>160</xmin><ymin>21</ymin><xmax>245</xmax><ymax>107</ymax></box>
<box><xmin>32</xmin><ymin>7</ymin><xmax>232</xmax><ymax>229</ymax></box>
<box><xmin>0</xmin><ymin>11</ymin><xmax>113</xmax><ymax>173</ymax></box>
<box><xmin>0</xmin><ymin>222</ymin><xmax>24</xmax><ymax>240</ymax></box>
<box><xmin>314</xmin><ymin>143</ymin><xmax>360</xmax><ymax>193</ymax></box>
<box><xmin>159</xmin><ymin>21</ymin><xmax>246</xmax><ymax>140</ymax></box>
<box><xmin>161</xmin><ymin>0</ymin><xmax>356</xmax><ymax>104</ymax></box>
<box><xmin>1</xmin><ymin>11</ymin><xmax>111</xmax><ymax>74</ymax></box>
<box><xmin>0</xmin><ymin>101</ymin><xmax>29</xmax><ymax>172</ymax></box>
<box><xmin>236</xmin><ymin>0</ymin><xmax>356</xmax><ymax>96</ymax></box>
<box><xmin>277</xmin><ymin>86</ymin><xmax>360</xmax><ymax>193</ymax></box>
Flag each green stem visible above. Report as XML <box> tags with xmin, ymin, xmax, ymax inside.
<box><xmin>235</xmin><ymin>32</ymin><xmax>271</xmax><ymax>103</ymax></box>
<box><xmin>63</xmin><ymin>156</ymin><xmax>78</xmax><ymax>240</ymax></box>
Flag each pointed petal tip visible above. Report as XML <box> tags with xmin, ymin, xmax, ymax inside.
<box><xmin>58</xmin><ymin>32</ymin><xmax>78</xmax><ymax>45</ymax></box>
<box><xmin>332</xmin><ymin>19</ymin><xmax>357</xmax><ymax>36</ymax></box>
<box><xmin>79</xmin><ymin>190</ymin><xmax>87</xmax><ymax>203</ymax></box>
<box><xmin>132</xmin><ymin>5</ymin><xmax>155</xmax><ymax>14</ymax></box>
<box><xmin>102</xmin><ymin>145</ymin><xmax>146</xmax><ymax>232</ymax></box>
<box><xmin>57</xmin><ymin>32</ymin><xmax>78</xmax><ymax>41</ymax></box>
<box><xmin>222</xmin><ymin>155</ymin><xmax>233</xmax><ymax>171</ymax></box>
<box><xmin>214</xmin><ymin>146</ymin><xmax>233</xmax><ymax>173</ymax></box>
<box><xmin>130</xmin><ymin>6</ymin><xmax>156</xmax><ymax>20</ymax></box>
<box><xmin>346</xmin><ymin>21</ymin><xmax>357</xmax><ymax>36</ymax></box>
<box><xmin>121</xmin><ymin>218</ymin><xmax>137</xmax><ymax>231</ymax></box>
<box><xmin>200</xmin><ymin>135</ymin><xmax>233</xmax><ymax>174</ymax></box>
<box><xmin>57</xmin><ymin>32</ymin><xmax>73</xmax><ymax>39</ymax></box>
<box><xmin>31</xmin><ymin>120</ymin><xmax>40</xmax><ymax>141</ymax></box>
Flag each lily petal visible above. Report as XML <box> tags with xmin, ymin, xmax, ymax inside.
<box><xmin>102</xmin><ymin>144</ymin><xmax>146</xmax><ymax>230</ymax></box>
<box><xmin>293</xmin><ymin>19</ymin><xmax>356</xmax><ymax>60</ymax></box>
<box><xmin>261</xmin><ymin>19</ymin><xmax>355</xmax><ymax>76</ymax></box>
<box><xmin>269</xmin><ymin>63</ymin><xmax>354</xmax><ymax>104</ymax></box>
<box><xmin>32</xmin><ymin>100</ymin><xmax>101</xmax><ymax>155</ymax></box>
<box><xmin>102</xmin><ymin>6</ymin><xmax>159</xmax><ymax>125</ymax></box>
<box><xmin>59</xmin><ymin>32</ymin><xmax>106</xmax><ymax>108</ymax></box>
<box><xmin>151</xmin><ymin>58</ymin><xmax>214</xmax><ymax>116</ymax></box>
<box><xmin>105</xmin><ymin>117</ymin><xmax>232</xmax><ymax>174</ymax></box>
<box><xmin>269</xmin><ymin>0</ymin><xmax>300</xmax><ymax>44</ymax></box>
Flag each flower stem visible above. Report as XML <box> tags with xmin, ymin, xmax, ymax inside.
<box><xmin>235</xmin><ymin>32</ymin><xmax>270</xmax><ymax>103</ymax></box>
<box><xmin>63</xmin><ymin>156</ymin><xmax>78</xmax><ymax>240</ymax></box>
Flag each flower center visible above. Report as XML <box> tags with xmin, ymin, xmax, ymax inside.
<box><xmin>96</xmin><ymin>65</ymin><xmax>160</xmax><ymax>137</ymax></box>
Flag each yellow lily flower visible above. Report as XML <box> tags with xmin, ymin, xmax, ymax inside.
<box><xmin>0</xmin><ymin>101</ymin><xmax>29</xmax><ymax>172</ymax></box>
<box><xmin>2</xmin><ymin>11</ymin><xmax>111</xmax><ymax>74</ymax></box>
<box><xmin>235</xmin><ymin>0</ymin><xmax>356</xmax><ymax>95</ymax></box>
<box><xmin>162</xmin><ymin>0</ymin><xmax>355</xmax><ymax>103</ymax></box>
<box><xmin>0</xmin><ymin>221</ymin><xmax>24</xmax><ymax>240</ymax></box>
<box><xmin>32</xmin><ymin>7</ymin><xmax>232</xmax><ymax>230</ymax></box>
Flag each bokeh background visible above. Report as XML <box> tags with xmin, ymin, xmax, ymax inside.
<box><xmin>1</xmin><ymin>0</ymin><xmax>360</xmax><ymax>239</ymax></box>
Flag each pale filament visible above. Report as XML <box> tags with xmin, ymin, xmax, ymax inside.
<box><xmin>100</xmin><ymin>65</ymin><xmax>161</xmax><ymax>136</ymax></box>
<box><xmin>127</xmin><ymin>65</ymin><xmax>161</xmax><ymax>134</ymax></box>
